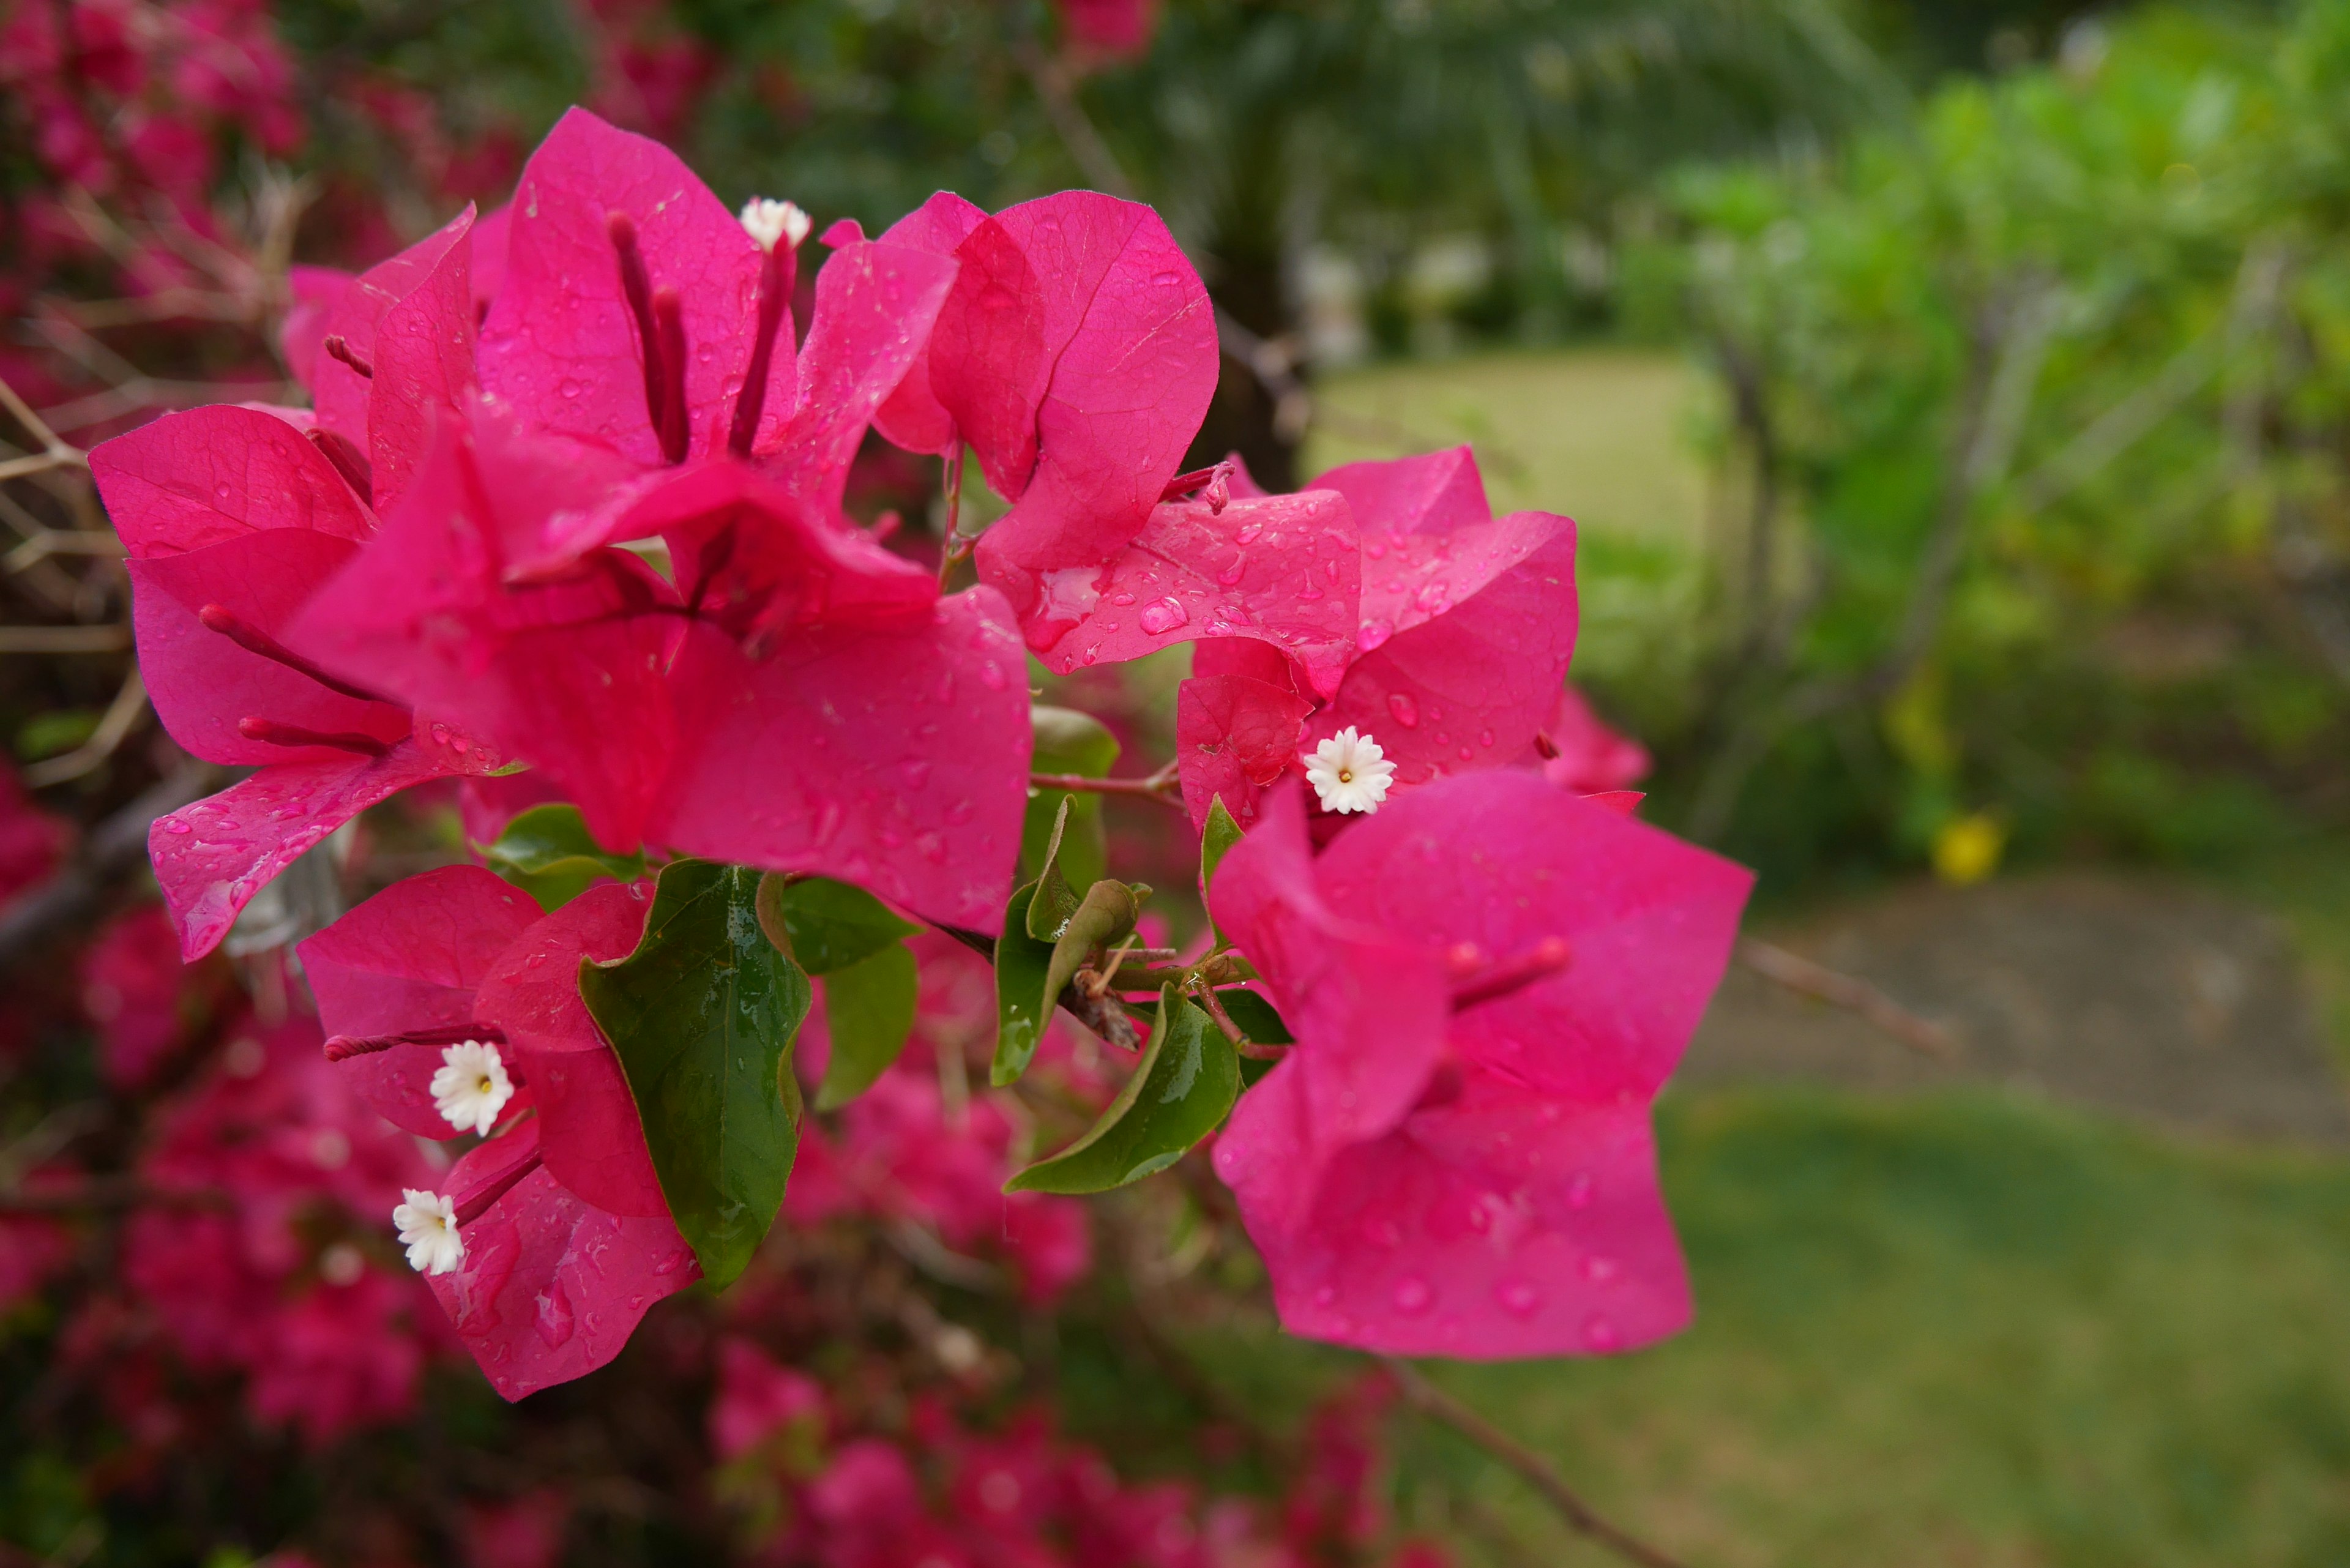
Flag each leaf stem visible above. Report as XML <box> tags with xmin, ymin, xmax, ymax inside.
<box><xmin>1029</xmin><ymin>771</ymin><xmax>1187</xmax><ymax>812</ymax></box>
<box><xmin>1379</xmin><ymin>1357</ymin><xmax>1691</xmax><ymax>1568</ymax></box>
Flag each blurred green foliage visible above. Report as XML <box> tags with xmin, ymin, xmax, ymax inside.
<box><xmin>1610</xmin><ymin>1</ymin><xmax>2350</xmax><ymax>893</ymax></box>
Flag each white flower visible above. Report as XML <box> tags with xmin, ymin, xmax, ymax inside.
<box><xmin>430</xmin><ymin>1039</ymin><xmax>513</xmax><ymax>1135</ymax></box>
<box><xmin>1304</xmin><ymin>726</ymin><xmax>1397</xmax><ymax>815</ymax></box>
<box><xmin>394</xmin><ymin>1189</ymin><xmax>464</xmax><ymax>1275</ymax></box>
<box><xmin>739</xmin><ymin>197</ymin><xmax>811</xmax><ymax>253</ymax></box>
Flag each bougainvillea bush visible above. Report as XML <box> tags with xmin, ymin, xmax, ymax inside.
<box><xmin>7</xmin><ymin>85</ymin><xmax>1751</xmax><ymax>1567</ymax></box>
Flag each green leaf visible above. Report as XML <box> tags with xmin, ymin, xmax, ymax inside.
<box><xmin>993</xmin><ymin>881</ymin><xmax>1057</xmax><ymax>1087</ymax></box>
<box><xmin>1024</xmin><ymin>706</ymin><xmax>1119</xmax><ymax>891</ymax></box>
<box><xmin>578</xmin><ymin>860</ymin><xmax>810</xmax><ymax>1290</ymax></box>
<box><xmin>756</xmin><ymin>874</ymin><xmax>920</xmax><ymax>975</ymax></box>
<box><xmin>1200</xmin><ymin>796</ymin><xmax>1245</xmax><ymax>944</ymax></box>
<box><xmin>1024</xmin><ymin>797</ymin><xmax>1083</xmax><ymax>942</ymax></box>
<box><xmin>1214</xmin><ymin>987</ymin><xmax>1292</xmax><ymax>1088</ymax></box>
<box><xmin>1042</xmin><ymin>878</ymin><xmax>1143</xmax><ymax>1016</ymax></box>
<box><xmin>484</xmin><ymin>803</ymin><xmax>647</xmax><ymax>913</ymax></box>
<box><xmin>815</xmin><ymin>943</ymin><xmax>918</xmax><ymax>1110</ymax></box>
<box><xmin>1005</xmin><ymin>986</ymin><xmax>1239</xmax><ymax>1194</ymax></box>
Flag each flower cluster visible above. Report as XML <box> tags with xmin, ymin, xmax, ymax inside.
<box><xmin>88</xmin><ymin>105</ymin><xmax>1751</xmax><ymax>1401</ymax></box>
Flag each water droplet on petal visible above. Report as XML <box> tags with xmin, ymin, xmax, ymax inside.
<box><xmin>1387</xmin><ymin>692</ymin><xmax>1420</xmax><ymax>728</ymax></box>
<box><xmin>1583</xmin><ymin>1314</ymin><xmax>1621</xmax><ymax>1352</ymax></box>
<box><xmin>1392</xmin><ymin>1276</ymin><xmax>1434</xmax><ymax>1315</ymax></box>
<box><xmin>1496</xmin><ymin>1280</ymin><xmax>1542</xmax><ymax>1317</ymax></box>
<box><xmin>1138</xmin><ymin>597</ymin><xmax>1190</xmax><ymax>635</ymax></box>
<box><xmin>1583</xmin><ymin>1255</ymin><xmax>1620</xmax><ymax>1284</ymax></box>
<box><xmin>1235</xmin><ymin>523</ymin><xmax>1264</xmax><ymax>546</ymax></box>
<box><xmin>535</xmin><ymin>1284</ymin><xmax>576</xmax><ymax>1347</ymax></box>
<box><xmin>977</xmin><ymin>660</ymin><xmax>1007</xmax><ymax>690</ymax></box>
<box><xmin>1566</xmin><ymin>1172</ymin><xmax>1595</xmax><ymax>1209</ymax></box>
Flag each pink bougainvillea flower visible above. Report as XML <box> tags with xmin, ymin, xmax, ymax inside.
<box><xmin>423</xmin><ymin>1114</ymin><xmax>699</xmax><ymax>1400</ymax></box>
<box><xmin>477</xmin><ymin>106</ymin><xmax>955</xmax><ymax>507</ymax></box>
<box><xmin>709</xmin><ymin>1337</ymin><xmax>828</xmax><ymax>1463</ymax></box>
<box><xmin>1176</xmin><ymin>446</ymin><xmax>1578</xmax><ymax>831</ymax></box>
<box><xmin>89</xmin><ymin>403</ymin><xmax>507</xmax><ymax>959</ymax></box>
<box><xmin>0</xmin><ymin>761</ymin><xmax>67</xmax><ymax>907</ymax></box>
<box><xmin>285</xmin><ymin>403</ymin><xmax>1031</xmax><ymax>930</ymax></box>
<box><xmin>82</xmin><ymin>903</ymin><xmax>201</xmax><ymax>1090</ymax></box>
<box><xmin>298</xmin><ymin>870</ymin><xmax>699</xmax><ymax>1398</ymax></box>
<box><xmin>1535</xmin><ymin>683</ymin><xmax>1651</xmax><ymax>794</ymax></box>
<box><xmin>1056</xmin><ymin>0</ymin><xmax>1160</xmax><ymax>57</ymax></box>
<box><xmin>1209</xmin><ymin>775</ymin><xmax>1751</xmax><ymax>1357</ymax></box>
<box><xmin>305</xmin><ymin>203</ymin><xmax>480</xmax><ymax>511</ymax></box>
<box><xmin>871</xmin><ymin>189</ymin><xmax>1219</xmax><ymax>633</ymax></box>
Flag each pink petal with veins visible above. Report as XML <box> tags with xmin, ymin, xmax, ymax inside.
<box><xmin>474</xmin><ymin>884</ymin><xmax>665</xmax><ymax>1218</ymax></box>
<box><xmin>479</xmin><ymin>108</ymin><xmax>783</xmax><ymax>467</ymax></box>
<box><xmin>297</xmin><ymin>865</ymin><xmax>539</xmax><ymax>1137</ymax></box>
<box><xmin>90</xmin><ymin>403</ymin><xmax>371</xmax><ymax>559</ymax></box>
<box><xmin>654</xmin><ymin>592</ymin><xmax>1030</xmax><ymax>933</ymax></box>
<box><xmin>1027</xmin><ymin>489</ymin><xmax>1362</xmax><ymax>693</ymax></box>
<box><xmin>430</xmin><ymin>1120</ymin><xmax>699</xmax><ymax>1401</ymax></box>
<box><xmin>147</xmin><ymin>744</ymin><xmax>472</xmax><ymax>961</ymax></box>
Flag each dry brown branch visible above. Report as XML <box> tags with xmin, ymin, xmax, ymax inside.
<box><xmin>1381</xmin><ymin>1357</ymin><xmax>1691</xmax><ymax>1568</ymax></box>
<box><xmin>23</xmin><ymin>667</ymin><xmax>148</xmax><ymax>788</ymax></box>
<box><xmin>0</xmin><ymin>624</ymin><xmax>130</xmax><ymax>654</ymax></box>
<box><xmin>1736</xmin><ymin>937</ymin><xmax>1958</xmax><ymax>1058</ymax></box>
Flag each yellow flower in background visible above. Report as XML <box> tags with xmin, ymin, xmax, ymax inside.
<box><xmin>1933</xmin><ymin>812</ymin><xmax>2006</xmax><ymax>886</ymax></box>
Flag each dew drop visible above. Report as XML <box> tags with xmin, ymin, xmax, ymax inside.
<box><xmin>1359</xmin><ymin>619</ymin><xmax>1393</xmax><ymax>652</ymax></box>
<box><xmin>1364</xmin><ymin>539</ymin><xmax>1387</xmax><ymax>560</ymax></box>
<box><xmin>559</xmin><ymin>380</ymin><xmax>583</xmax><ymax>400</ymax></box>
<box><xmin>1138</xmin><ymin>597</ymin><xmax>1190</xmax><ymax>635</ymax></box>
<box><xmin>1215</xmin><ymin>559</ymin><xmax>1245</xmax><ymax>587</ymax></box>
<box><xmin>1583</xmin><ymin>1314</ymin><xmax>1621</xmax><ymax>1352</ymax></box>
<box><xmin>1150</xmin><ymin>270</ymin><xmax>1180</xmax><ymax>286</ymax></box>
<box><xmin>1392</xmin><ymin>1276</ymin><xmax>1434</xmax><ymax>1315</ymax></box>
<box><xmin>1110</xmin><ymin>590</ymin><xmax>1136</xmax><ymax>607</ymax></box>
<box><xmin>535</xmin><ymin>1284</ymin><xmax>576</xmax><ymax>1347</ymax></box>
<box><xmin>977</xmin><ymin>660</ymin><xmax>1007</xmax><ymax>690</ymax></box>
<box><xmin>162</xmin><ymin>817</ymin><xmax>193</xmax><ymax>835</ymax></box>
<box><xmin>1386</xmin><ymin>692</ymin><xmax>1420</xmax><ymax>728</ymax></box>
<box><xmin>1583</xmin><ymin>1255</ymin><xmax>1620</xmax><ymax>1284</ymax></box>
<box><xmin>1313</xmin><ymin>1284</ymin><xmax>1337</xmax><ymax>1308</ymax></box>
<box><xmin>1234</xmin><ymin>523</ymin><xmax>1264</xmax><ymax>546</ymax></box>
<box><xmin>1496</xmin><ymin>1279</ymin><xmax>1542</xmax><ymax>1317</ymax></box>
<box><xmin>1458</xmin><ymin>745</ymin><xmax>1474</xmax><ymax>761</ymax></box>
<box><xmin>1480</xmin><ymin>729</ymin><xmax>1496</xmax><ymax>747</ymax></box>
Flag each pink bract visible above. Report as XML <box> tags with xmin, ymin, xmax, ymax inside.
<box><xmin>472</xmin><ymin>883</ymin><xmax>667</xmax><ymax>1217</ymax></box>
<box><xmin>1172</xmin><ymin>447</ymin><xmax>1580</xmax><ymax>830</ymax></box>
<box><xmin>92</xmin><ymin>404</ymin><xmax>501</xmax><ymax>958</ymax></box>
<box><xmin>427</xmin><ymin>1119</ymin><xmax>701</xmax><ymax>1402</ymax></box>
<box><xmin>875</xmin><ymin>189</ymin><xmax>1217</xmax><ymax>620</ymax></box>
<box><xmin>1207</xmin><ymin>776</ymin><xmax>1751</xmax><ymax>1357</ymax></box>
<box><xmin>297</xmin><ymin>864</ymin><xmax>539</xmax><ymax>1138</ymax></box>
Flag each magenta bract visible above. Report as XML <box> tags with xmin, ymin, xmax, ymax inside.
<box><xmin>1173</xmin><ymin>446</ymin><xmax>1580</xmax><ymax>828</ymax></box>
<box><xmin>1208</xmin><ymin>775</ymin><xmax>1751</xmax><ymax>1357</ymax></box>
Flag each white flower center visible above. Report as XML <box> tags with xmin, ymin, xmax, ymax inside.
<box><xmin>393</xmin><ymin>1189</ymin><xmax>464</xmax><ymax>1275</ymax></box>
<box><xmin>1304</xmin><ymin>726</ymin><xmax>1397</xmax><ymax>815</ymax></box>
<box><xmin>739</xmin><ymin>197</ymin><xmax>811</xmax><ymax>253</ymax></box>
<box><xmin>430</xmin><ymin>1039</ymin><xmax>513</xmax><ymax>1136</ymax></box>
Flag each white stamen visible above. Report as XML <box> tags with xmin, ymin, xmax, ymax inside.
<box><xmin>430</xmin><ymin>1039</ymin><xmax>513</xmax><ymax>1135</ymax></box>
<box><xmin>739</xmin><ymin>197</ymin><xmax>811</xmax><ymax>253</ymax></box>
<box><xmin>393</xmin><ymin>1189</ymin><xmax>464</xmax><ymax>1275</ymax></box>
<box><xmin>1304</xmin><ymin>726</ymin><xmax>1397</xmax><ymax>815</ymax></box>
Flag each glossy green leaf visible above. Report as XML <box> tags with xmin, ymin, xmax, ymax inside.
<box><xmin>756</xmin><ymin>873</ymin><xmax>920</xmax><ymax>975</ymax></box>
<box><xmin>1214</xmin><ymin>987</ymin><xmax>1293</xmax><ymax>1088</ymax></box>
<box><xmin>1042</xmin><ymin>878</ymin><xmax>1143</xmax><ymax>1017</ymax></box>
<box><xmin>578</xmin><ymin>860</ymin><xmax>808</xmax><ymax>1291</ymax></box>
<box><xmin>815</xmin><ymin>943</ymin><xmax>918</xmax><ymax>1110</ymax></box>
<box><xmin>1023</xmin><ymin>706</ymin><xmax>1118</xmax><ymax>892</ymax></box>
<box><xmin>1199</xmin><ymin>796</ymin><xmax>1245</xmax><ymax>944</ymax></box>
<box><xmin>1024</xmin><ymin>797</ymin><xmax>1083</xmax><ymax>943</ymax></box>
<box><xmin>1005</xmin><ymin>986</ymin><xmax>1239</xmax><ymax>1194</ymax></box>
<box><xmin>485</xmin><ymin>802</ymin><xmax>646</xmax><ymax>913</ymax></box>
<box><xmin>993</xmin><ymin>881</ymin><xmax>1057</xmax><ymax>1087</ymax></box>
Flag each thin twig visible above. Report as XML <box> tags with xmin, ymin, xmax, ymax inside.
<box><xmin>24</xmin><ymin>667</ymin><xmax>148</xmax><ymax>787</ymax></box>
<box><xmin>1736</xmin><ymin>937</ymin><xmax>1957</xmax><ymax>1058</ymax></box>
<box><xmin>1010</xmin><ymin>37</ymin><xmax>1136</xmax><ymax>200</ymax></box>
<box><xmin>1381</xmin><ymin>1357</ymin><xmax>1690</xmax><ymax>1568</ymax></box>
<box><xmin>0</xmin><ymin>624</ymin><xmax>130</xmax><ymax>653</ymax></box>
<box><xmin>1030</xmin><ymin>771</ymin><xmax>1187</xmax><ymax>812</ymax></box>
